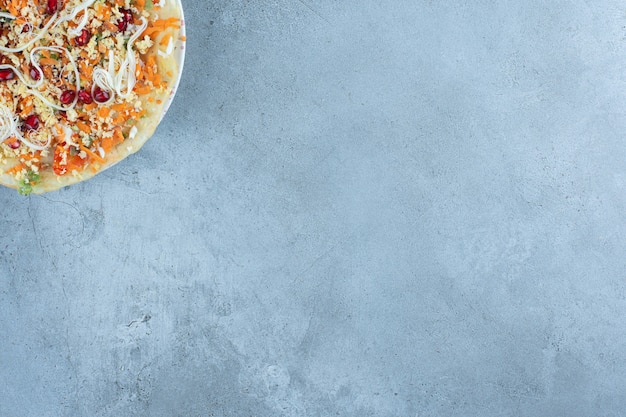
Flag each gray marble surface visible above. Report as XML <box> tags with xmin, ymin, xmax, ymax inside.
<box><xmin>3</xmin><ymin>0</ymin><xmax>626</xmax><ymax>415</ymax></box>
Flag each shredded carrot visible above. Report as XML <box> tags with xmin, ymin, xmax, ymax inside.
<box><xmin>19</xmin><ymin>99</ymin><xmax>33</xmax><ymax>117</ymax></box>
<box><xmin>94</xmin><ymin>3</ymin><xmax>111</xmax><ymax>20</ymax></box>
<box><xmin>53</xmin><ymin>124</ymin><xmax>64</xmax><ymax>138</ymax></box>
<box><xmin>79</xmin><ymin>61</ymin><xmax>93</xmax><ymax>79</ymax></box>
<box><xmin>97</xmin><ymin>107</ymin><xmax>110</xmax><ymax>118</ymax></box>
<box><xmin>19</xmin><ymin>60</ymin><xmax>29</xmax><ymax>76</ymax></box>
<box><xmin>160</xmin><ymin>33</ymin><xmax>172</xmax><ymax>46</ymax></box>
<box><xmin>7</xmin><ymin>0</ymin><xmax>18</xmax><ymax>17</ymax></box>
<box><xmin>143</xmin><ymin>19</ymin><xmax>181</xmax><ymax>39</ymax></box>
<box><xmin>76</xmin><ymin>120</ymin><xmax>91</xmax><ymax>134</ymax></box>
<box><xmin>19</xmin><ymin>152</ymin><xmax>40</xmax><ymax>161</ymax></box>
<box><xmin>101</xmin><ymin>127</ymin><xmax>124</xmax><ymax>152</ymax></box>
<box><xmin>39</xmin><ymin>58</ymin><xmax>58</xmax><ymax>66</ymax></box>
<box><xmin>80</xmin><ymin>144</ymin><xmax>105</xmax><ymax>163</ymax></box>
<box><xmin>6</xmin><ymin>163</ymin><xmax>25</xmax><ymax>175</ymax></box>
<box><xmin>111</xmin><ymin>103</ymin><xmax>129</xmax><ymax>113</ymax></box>
<box><xmin>112</xmin><ymin>113</ymin><xmax>129</xmax><ymax>125</ymax></box>
<box><xmin>134</xmin><ymin>84</ymin><xmax>152</xmax><ymax>95</ymax></box>
<box><xmin>104</xmin><ymin>22</ymin><xmax>119</xmax><ymax>33</ymax></box>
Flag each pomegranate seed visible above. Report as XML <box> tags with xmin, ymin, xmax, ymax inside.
<box><xmin>23</xmin><ymin>114</ymin><xmax>40</xmax><ymax>131</ymax></box>
<box><xmin>0</xmin><ymin>68</ymin><xmax>15</xmax><ymax>81</ymax></box>
<box><xmin>59</xmin><ymin>90</ymin><xmax>76</xmax><ymax>105</ymax></box>
<box><xmin>7</xmin><ymin>140</ymin><xmax>20</xmax><ymax>149</ymax></box>
<box><xmin>74</xmin><ymin>29</ymin><xmax>91</xmax><ymax>46</ymax></box>
<box><xmin>117</xmin><ymin>19</ymin><xmax>128</xmax><ymax>32</ymax></box>
<box><xmin>121</xmin><ymin>8</ymin><xmax>133</xmax><ymax>22</ymax></box>
<box><xmin>78</xmin><ymin>89</ymin><xmax>92</xmax><ymax>104</ymax></box>
<box><xmin>46</xmin><ymin>0</ymin><xmax>58</xmax><ymax>14</ymax></box>
<box><xmin>29</xmin><ymin>66</ymin><xmax>41</xmax><ymax>81</ymax></box>
<box><xmin>93</xmin><ymin>87</ymin><xmax>110</xmax><ymax>103</ymax></box>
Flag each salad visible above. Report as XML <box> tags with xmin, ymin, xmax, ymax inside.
<box><xmin>0</xmin><ymin>0</ymin><xmax>184</xmax><ymax>194</ymax></box>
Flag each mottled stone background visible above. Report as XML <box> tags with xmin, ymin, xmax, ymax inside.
<box><xmin>3</xmin><ymin>0</ymin><xmax>626</xmax><ymax>416</ymax></box>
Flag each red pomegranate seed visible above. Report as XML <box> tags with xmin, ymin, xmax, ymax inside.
<box><xmin>93</xmin><ymin>87</ymin><xmax>110</xmax><ymax>103</ymax></box>
<box><xmin>74</xmin><ymin>29</ymin><xmax>91</xmax><ymax>46</ymax></box>
<box><xmin>117</xmin><ymin>19</ymin><xmax>128</xmax><ymax>32</ymax></box>
<box><xmin>46</xmin><ymin>0</ymin><xmax>58</xmax><ymax>14</ymax></box>
<box><xmin>0</xmin><ymin>68</ymin><xmax>15</xmax><ymax>81</ymax></box>
<box><xmin>60</xmin><ymin>90</ymin><xmax>76</xmax><ymax>105</ymax></box>
<box><xmin>23</xmin><ymin>114</ymin><xmax>40</xmax><ymax>131</ymax></box>
<box><xmin>121</xmin><ymin>8</ymin><xmax>133</xmax><ymax>22</ymax></box>
<box><xmin>7</xmin><ymin>140</ymin><xmax>20</xmax><ymax>149</ymax></box>
<box><xmin>78</xmin><ymin>89</ymin><xmax>92</xmax><ymax>104</ymax></box>
<box><xmin>29</xmin><ymin>66</ymin><xmax>41</xmax><ymax>81</ymax></box>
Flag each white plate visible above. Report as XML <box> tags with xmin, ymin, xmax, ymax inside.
<box><xmin>160</xmin><ymin>0</ymin><xmax>186</xmax><ymax>121</ymax></box>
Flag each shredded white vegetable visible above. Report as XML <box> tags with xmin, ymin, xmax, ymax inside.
<box><xmin>20</xmin><ymin>131</ymin><xmax>51</xmax><ymax>151</ymax></box>
<box><xmin>0</xmin><ymin>106</ymin><xmax>18</xmax><ymax>142</ymax></box>
<box><xmin>68</xmin><ymin>9</ymin><xmax>90</xmax><ymax>37</ymax></box>
<box><xmin>26</xmin><ymin>46</ymin><xmax>80</xmax><ymax>111</ymax></box>
<box><xmin>93</xmin><ymin>17</ymin><xmax>148</xmax><ymax>101</ymax></box>
<box><xmin>92</xmin><ymin>50</ymin><xmax>115</xmax><ymax>104</ymax></box>
<box><xmin>61</xmin><ymin>124</ymin><xmax>78</xmax><ymax>147</ymax></box>
<box><xmin>0</xmin><ymin>14</ymin><xmax>58</xmax><ymax>53</ymax></box>
<box><xmin>54</xmin><ymin>0</ymin><xmax>96</xmax><ymax>28</ymax></box>
<box><xmin>0</xmin><ymin>106</ymin><xmax>50</xmax><ymax>151</ymax></box>
<box><xmin>0</xmin><ymin>63</ymin><xmax>42</xmax><ymax>89</ymax></box>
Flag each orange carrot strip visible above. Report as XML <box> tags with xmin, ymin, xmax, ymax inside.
<box><xmin>76</xmin><ymin>120</ymin><xmax>91</xmax><ymax>133</ymax></box>
<box><xmin>111</xmin><ymin>103</ymin><xmax>128</xmax><ymax>112</ymax></box>
<box><xmin>134</xmin><ymin>85</ymin><xmax>151</xmax><ymax>95</ymax></box>
<box><xmin>160</xmin><ymin>33</ymin><xmax>172</xmax><ymax>46</ymax></box>
<box><xmin>39</xmin><ymin>58</ymin><xmax>58</xmax><ymax>66</ymax></box>
<box><xmin>80</xmin><ymin>144</ymin><xmax>105</xmax><ymax>163</ymax></box>
<box><xmin>6</xmin><ymin>163</ymin><xmax>25</xmax><ymax>175</ymax></box>
<box><xmin>97</xmin><ymin>107</ymin><xmax>110</xmax><ymax>118</ymax></box>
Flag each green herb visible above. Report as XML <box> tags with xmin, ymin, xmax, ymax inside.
<box><xmin>18</xmin><ymin>170</ymin><xmax>40</xmax><ymax>196</ymax></box>
<box><xmin>50</xmin><ymin>53</ymin><xmax>59</xmax><ymax>60</ymax></box>
<box><xmin>146</xmin><ymin>0</ymin><xmax>154</xmax><ymax>9</ymax></box>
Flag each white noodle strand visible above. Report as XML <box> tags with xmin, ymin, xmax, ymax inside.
<box><xmin>0</xmin><ymin>14</ymin><xmax>58</xmax><ymax>53</ymax></box>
